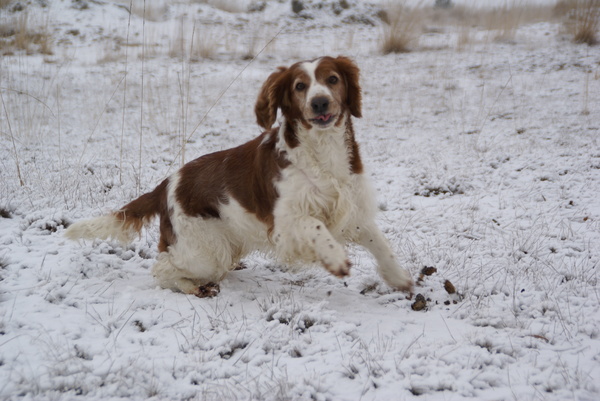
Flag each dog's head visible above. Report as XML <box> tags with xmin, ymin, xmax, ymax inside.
<box><xmin>255</xmin><ymin>56</ymin><xmax>362</xmax><ymax>131</ymax></box>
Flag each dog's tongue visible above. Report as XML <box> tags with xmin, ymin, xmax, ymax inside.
<box><xmin>316</xmin><ymin>114</ymin><xmax>332</xmax><ymax>122</ymax></box>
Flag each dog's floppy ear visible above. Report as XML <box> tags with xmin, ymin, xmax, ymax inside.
<box><xmin>255</xmin><ymin>67</ymin><xmax>288</xmax><ymax>130</ymax></box>
<box><xmin>335</xmin><ymin>56</ymin><xmax>362</xmax><ymax>118</ymax></box>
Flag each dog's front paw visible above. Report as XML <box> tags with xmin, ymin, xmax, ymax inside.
<box><xmin>380</xmin><ymin>265</ymin><xmax>413</xmax><ymax>293</ymax></box>
<box><xmin>320</xmin><ymin>242</ymin><xmax>351</xmax><ymax>278</ymax></box>
<box><xmin>324</xmin><ymin>259</ymin><xmax>351</xmax><ymax>278</ymax></box>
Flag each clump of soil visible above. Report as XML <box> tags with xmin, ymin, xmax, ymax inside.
<box><xmin>444</xmin><ymin>279</ymin><xmax>456</xmax><ymax>294</ymax></box>
<box><xmin>417</xmin><ymin>266</ymin><xmax>437</xmax><ymax>283</ymax></box>
<box><xmin>411</xmin><ymin>266</ymin><xmax>459</xmax><ymax>311</ymax></box>
<box><xmin>411</xmin><ymin>294</ymin><xmax>427</xmax><ymax>311</ymax></box>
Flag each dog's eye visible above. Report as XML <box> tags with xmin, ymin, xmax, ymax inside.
<box><xmin>295</xmin><ymin>82</ymin><xmax>306</xmax><ymax>91</ymax></box>
<box><xmin>328</xmin><ymin>76</ymin><xmax>338</xmax><ymax>84</ymax></box>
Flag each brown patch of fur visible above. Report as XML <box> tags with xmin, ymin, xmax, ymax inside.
<box><xmin>114</xmin><ymin>179</ymin><xmax>172</xmax><ymax>248</ymax></box>
<box><xmin>176</xmin><ymin>129</ymin><xmax>288</xmax><ymax>233</ymax></box>
<box><xmin>283</xmin><ymin>123</ymin><xmax>300</xmax><ymax>148</ymax></box>
<box><xmin>255</xmin><ymin>66</ymin><xmax>290</xmax><ymax>131</ymax></box>
<box><xmin>345</xmin><ymin>118</ymin><xmax>363</xmax><ymax>174</ymax></box>
<box><xmin>314</xmin><ymin>56</ymin><xmax>362</xmax><ymax>119</ymax></box>
<box><xmin>323</xmin><ymin>56</ymin><xmax>362</xmax><ymax>119</ymax></box>
<box><xmin>158</xmin><ymin>207</ymin><xmax>175</xmax><ymax>253</ymax></box>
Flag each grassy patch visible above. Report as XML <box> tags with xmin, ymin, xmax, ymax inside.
<box><xmin>0</xmin><ymin>10</ymin><xmax>53</xmax><ymax>56</ymax></box>
<box><xmin>381</xmin><ymin>3</ymin><xmax>422</xmax><ymax>54</ymax></box>
<box><xmin>556</xmin><ymin>1</ymin><xmax>599</xmax><ymax>45</ymax></box>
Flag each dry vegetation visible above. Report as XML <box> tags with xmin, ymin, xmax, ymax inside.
<box><xmin>381</xmin><ymin>3</ymin><xmax>423</xmax><ymax>54</ymax></box>
<box><xmin>556</xmin><ymin>0</ymin><xmax>600</xmax><ymax>45</ymax></box>
<box><xmin>380</xmin><ymin>1</ymin><xmax>599</xmax><ymax>53</ymax></box>
<box><xmin>0</xmin><ymin>11</ymin><xmax>52</xmax><ymax>56</ymax></box>
<box><xmin>1</xmin><ymin>0</ymin><xmax>597</xmax><ymax>58</ymax></box>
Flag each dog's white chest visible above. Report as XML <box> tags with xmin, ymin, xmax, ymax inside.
<box><xmin>276</xmin><ymin>162</ymin><xmax>359</xmax><ymax>238</ymax></box>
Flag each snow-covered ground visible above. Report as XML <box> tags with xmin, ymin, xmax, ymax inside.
<box><xmin>1</xmin><ymin>1</ymin><xmax>599</xmax><ymax>400</ymax></box>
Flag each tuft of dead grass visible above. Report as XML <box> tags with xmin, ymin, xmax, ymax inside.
<box><xmin>574</xmin><ymin>1</ymin><xmax>598</xmax><ymax>45</ymax></box>
<box><xmin>555</xmin><ymin>1</ymin><xmax>599</xmax><ymax>45</ymax></box>
<box><xmin>381</xmin><ymin>3</ymin><xmax>422</xmax><ymax>54</ymax></box>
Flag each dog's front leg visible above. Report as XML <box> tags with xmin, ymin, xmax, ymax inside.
<box><xmin>277</xmin><ymin>216</ymin><xmax>351</xmax><ymax>278</ymax></box>
<box><xmin>358</xmin><ymin>225</ymin><xmax>413</xmax><ymax>292</ymax></box>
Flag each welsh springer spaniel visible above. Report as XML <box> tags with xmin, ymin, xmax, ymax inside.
<box><xmin>66</xmin><ymin>56</ymin><xmax>413</xmax><ymax>297</ymax></box>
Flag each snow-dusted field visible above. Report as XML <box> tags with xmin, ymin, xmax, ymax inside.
<box><xmin>1</xmin><ymin>1</ymin><xmax>599</xmax><ymax>400</ymax></box>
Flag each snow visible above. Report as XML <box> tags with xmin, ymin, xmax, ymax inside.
<box><xmin>1</xmin><ymin>0</ymin><xmax>599</xmax><ymax>400</ymax></box>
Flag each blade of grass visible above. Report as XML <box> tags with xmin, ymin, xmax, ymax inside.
<box><xmin>137</xmin><ymin>0</ymin><xmax>147</xmax><ymax>196</ymax></box>
<box><xmin>1</xmin><ymin>91</ymin><xmax>24</xmax><ymax>186</ymax></box>
<box><xmin>120</xmin><ymin>0</ymin><xmax>134</xmax><ymax>185</ymax></box>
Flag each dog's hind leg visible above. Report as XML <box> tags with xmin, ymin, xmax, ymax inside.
<box><xmin>152</xmin><ymin>217</ymin><xmax>237</xmax><ymax>296</ymax></box>
<box><xmin>152</xmin><ymin>252</ymin><xmax>224</xmax><ymax>298</ymax></box>
<box><xmin>152</xmin><ymin>253</ymin><xmax>201</xmax><ymax>295</ymax></box>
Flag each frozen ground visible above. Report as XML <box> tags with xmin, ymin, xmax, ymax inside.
<box><xmin>1</xmin><ymin>1</ymin><xmax>599</xmax><ymax>400</ymax></box>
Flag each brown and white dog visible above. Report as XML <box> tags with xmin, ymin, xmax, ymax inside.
<box><xmin>66</xmin><ymin>56</ymin><xmax>413</xmax><ymax>297</ymax></box>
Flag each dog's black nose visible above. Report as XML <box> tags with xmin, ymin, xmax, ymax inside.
<box><xmin>311</xmin><ymin>97</ymin><xmax>329</xmax><ymax>114</ymax></box>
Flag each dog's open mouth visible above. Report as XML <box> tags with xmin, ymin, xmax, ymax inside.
<box><xmin>310</xmin><ymin>113</ymin><xmax>334</xmax><ymax>127</ymax></box>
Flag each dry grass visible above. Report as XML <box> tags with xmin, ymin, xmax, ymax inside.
<box><xmin>165</xmin><ymin>16</ymin><xmax>220</xmax><ymax>61</ymax></box>
<box><xmin>555</xmin><ymin>0</ymin><xmax>599</xmax><ymax>45</ymax></box>
<box><xmin>482</xmin><ymin>5</ymin><xmax>551</xmax><ymax>42</ymax></box>
<box><xmin>168</xmin><ymin>18</ymin><xmax>187</xmax><ymax>60</ymax></box>
<box><xmin>1</xmin><ymin>12</ymin><xmax>53</xmax><ymax>55</ymax></box>
<box><xmin>380</xmin><ymin>3</ymin><xmax>558</xmax><ymax>54</ymax></box>
<box><xmin>433</xmin><ymin>4</ymin><xmax>553</xmax><ymax>43</ymax></box>
<box><xmin>191</xmin><ymin>26</ymin><xmax>218</xmax><ymax>60</ymax></box>
<box><xmin>381</xmin><ymin>3</ymin><xmax>422</xmax><ymax>54</ymax></box>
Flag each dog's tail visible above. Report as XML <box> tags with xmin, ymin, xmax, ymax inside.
<box><xmin>65</xmin><ymin>179</ymin><xmax>169</xmax><ymax>244</ymax></box>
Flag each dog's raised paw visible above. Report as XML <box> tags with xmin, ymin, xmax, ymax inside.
<box><xmin>195</xmin><ymin>282</ymin><xmax>221</xmax><ymax>298</ymax></box>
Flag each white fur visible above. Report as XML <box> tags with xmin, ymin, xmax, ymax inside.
<box><xmin>65</xmin><ymin>214</ymin><xmax>137</xmax><ymax>244</ymax></box>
